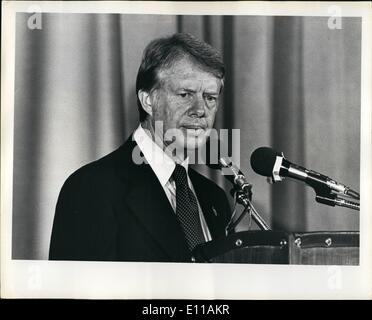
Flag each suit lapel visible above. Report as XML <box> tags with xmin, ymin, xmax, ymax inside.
<box><xmin>115</xmin><ymin>138</ymin><xmax>191</xmax><ymax>261</ymax></box>
<box><xmin>189</xmin><ymin>169</ymin><xmax>226</xmax><ymax>239</ymax></box>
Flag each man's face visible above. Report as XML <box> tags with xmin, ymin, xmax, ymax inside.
<box><xmin>150</xmin><ymin>58</ymin><xmax>222</xmax><ymax>152</ymax></box>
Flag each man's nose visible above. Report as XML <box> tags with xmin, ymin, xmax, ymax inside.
<box><xmin>189</xmin><ymin>95</ymin><xmax>206</xmax><ymax>117</ymax></box>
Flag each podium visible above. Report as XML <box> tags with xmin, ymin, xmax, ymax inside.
<box><xmin>193</xmin><ymin>231</ymin><xmax>359</xmax><ymax>265</ymax></box>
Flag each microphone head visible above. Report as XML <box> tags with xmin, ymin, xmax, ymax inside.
<box><xmin>250</xmin><ymin>147</ymin><xmax>281</xmax><ymax>177</ymax></box>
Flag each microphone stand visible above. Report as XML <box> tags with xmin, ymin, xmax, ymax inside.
<box><xmin>234</xmin><ymin>188</ymin><xmax>271</xmax><ymax>231</ymax></box>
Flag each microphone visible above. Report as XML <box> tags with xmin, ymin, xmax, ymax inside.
<box><xmin>203</xmin><ymin>137</ymin><xmax>252</xmax><ymax>194</ymax></box>
<box><xmin>207</xmin><ymin>156</ymin><xmax>271</xmax><ymax>230</ymax></box>
<box><xmin>250</xmin><ymin>147</ymin><xmax>360</xmax><ymax>200</ymax></box>
<box><xmin>218</xmin><ymin>157</ymin><xmax>252</xmax><ymax>194</ymax></box>
<box><xmin>205</xmin><ymin>156</ymin><xmax>252</xmax><ymax>194</ymax></box>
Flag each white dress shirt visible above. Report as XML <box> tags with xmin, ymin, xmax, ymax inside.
<box><xmin>133</xmin><ymin>124</ymin><xmax>212</xmax><ymax>242</ymax></box>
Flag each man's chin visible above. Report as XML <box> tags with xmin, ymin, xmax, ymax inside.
<box><xmin>167</xmin><ymin>136</ymin><xmax>207</xmax><ymax>152</ymax></box>
<box><xmin>163</xmin><ymin>129</ymin><xmax>210</xmax><ymax>158</ymax></box>
<box><xmin>185</xmin><ymin>128</ymin><xmax>210</xmax><ymax>142</ymax></box>
<box><xmin>184</xmin><ymin>135</ymin><xmax>208</xmax><ymax>150</ymax></box>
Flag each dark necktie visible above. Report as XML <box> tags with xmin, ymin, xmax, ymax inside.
<box><xmin>172</xmin><ymin>164</ymin><xmax>205</xmax><ymax>251</ymax></box>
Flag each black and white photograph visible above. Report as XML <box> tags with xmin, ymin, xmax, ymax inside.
<box><xmin>1</xmin><ymin>1</ymin><xmax>371</xmax><ymax>299</ymax></box>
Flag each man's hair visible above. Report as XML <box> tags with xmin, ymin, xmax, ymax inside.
<box><xmin>135</xmin><ymin>33</ymin><xmax>225</xmax><ymax>122</ymax></box>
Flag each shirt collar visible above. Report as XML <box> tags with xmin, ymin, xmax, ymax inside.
<box><xmin>133</xmin><ymin>124</ymin><xmax>189</xmax><ymax>187</ymax></box>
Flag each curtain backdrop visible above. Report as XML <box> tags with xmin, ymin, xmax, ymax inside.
<box><xmin>12</xmin><ymin>13</ymin><xmax>361</xmax><ymax>260</ymax></box>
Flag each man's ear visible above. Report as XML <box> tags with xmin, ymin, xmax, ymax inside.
<box><xmin>138</xmin><ymin>90</ymin><xmax>154</xmax><ymax>117</ymax></box>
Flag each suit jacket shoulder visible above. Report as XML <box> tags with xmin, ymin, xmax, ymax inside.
<box><xmin>49</xmin><ymin>140</ymin><xmax>136</xmax><ymax>261</ymax></box>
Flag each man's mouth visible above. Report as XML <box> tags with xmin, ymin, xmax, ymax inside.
<box><xmin>181</xmin><ymin>125</ymin><xmax>208</xmax><ymax>137</ymax></box>
<box><xmin>181</xmin><ymin>124</ymin><xmax>207</xmax><ymax>130</ymax></box>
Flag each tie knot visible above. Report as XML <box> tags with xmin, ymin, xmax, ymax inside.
<box><xmin>172</xmin><ymin>164</ymin><xmax>188</xmax><ymax>183</ymax></box>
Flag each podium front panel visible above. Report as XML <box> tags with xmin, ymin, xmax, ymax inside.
<box><xmin>194</xmin><ymin>231</ymin><xmax>290</xmax><ymax>264</ymax></box>
<box><xmin>193</xmin><ymin>231</ymin><xmax>359</xmax><ymax>265</ymax></box>
<box><xmin>288</xmin><ymin>231</ymin><xmax>359</xmax><ymax>265</ymax></box>
<box><xmin>210</xmin><ymin>246</ymin><xmax>289</xmax><ymax>264</ymax></box>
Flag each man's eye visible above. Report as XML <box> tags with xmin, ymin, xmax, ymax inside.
<box><xmin>205</xmin><ymin>95</ymin><xmax>217</xmax><ymax>102</ymax></box>
<box><xmin>179</xmin><ymin>93</ymin><xmax>191</xmax><ymax>98</ymax></box>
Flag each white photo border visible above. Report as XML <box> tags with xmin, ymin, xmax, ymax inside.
<box><xmin>1</xmin><ymin>1</ymin><xmax>371</xmax><ymax>299</ymax></box>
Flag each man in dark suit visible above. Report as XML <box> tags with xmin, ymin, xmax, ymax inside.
<box><xmin>49</xmin><ymin>33</ymin><xmax>231</xmax><ymax>262</ymax></box>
